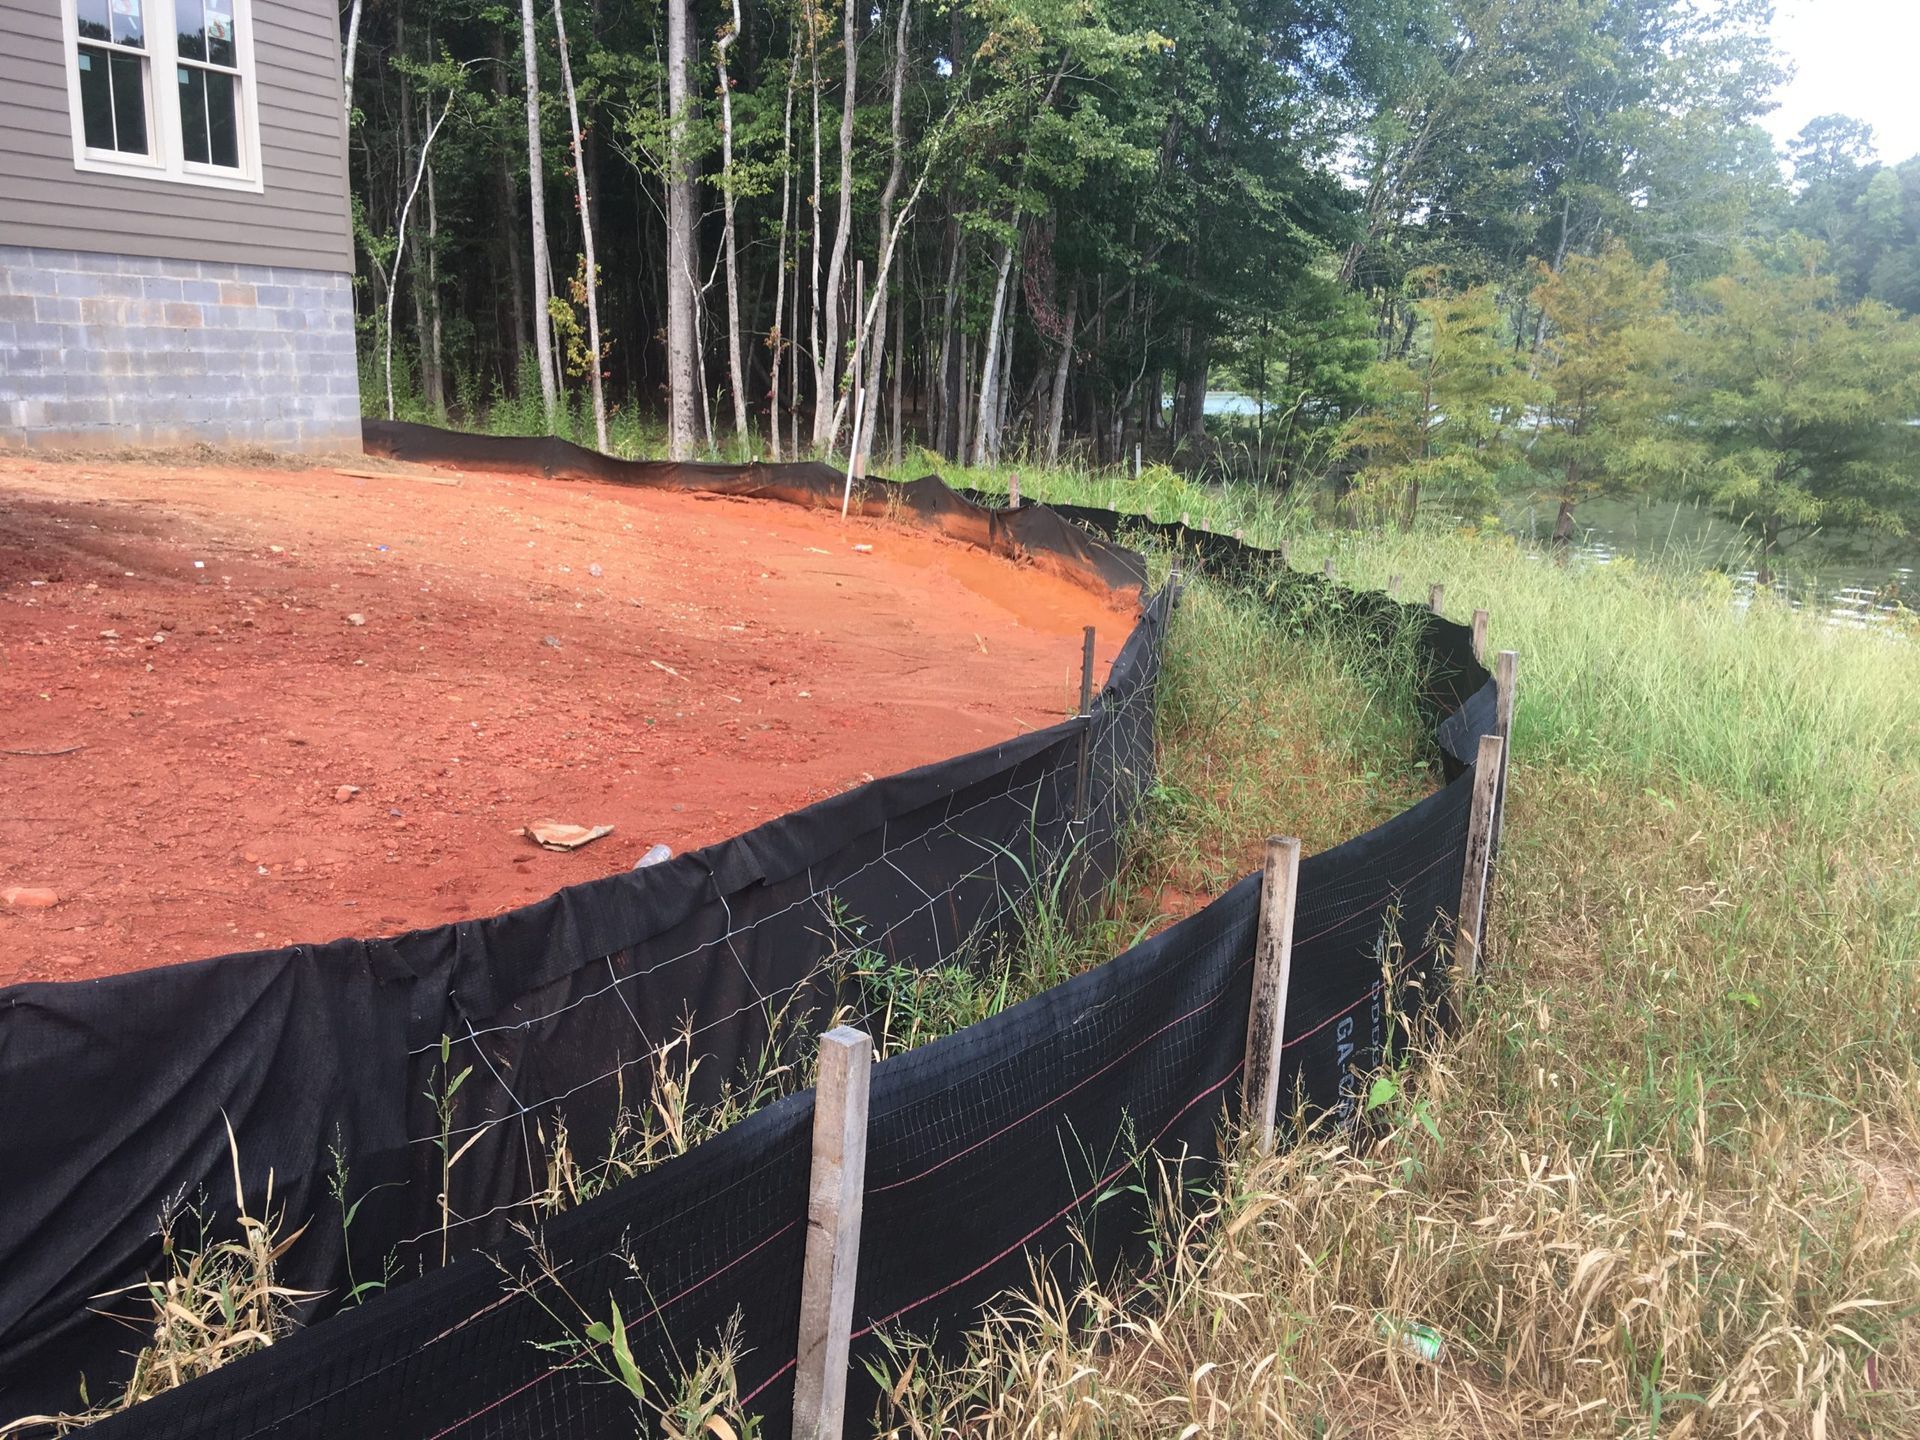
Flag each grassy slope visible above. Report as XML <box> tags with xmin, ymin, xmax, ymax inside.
<box><xmin>873</xmin><ymin>464</ymin><xmax>1920</xmax><ymax>1437</ymax></box>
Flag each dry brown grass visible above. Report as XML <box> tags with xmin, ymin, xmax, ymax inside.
<box><xmin>0</xmin><ymin>1124</ymin><xmax>313</xmax><ymax>1437</ymax></box>
<box><xmin>859</xmin><ymin>558</ymin><xmax>1920</xmax><ymax>1438</ymax></box>
<box><xmin>869</xmin><ymin>1032</ymin><xmax>1920</xmax><ymax>1438</ymax></box>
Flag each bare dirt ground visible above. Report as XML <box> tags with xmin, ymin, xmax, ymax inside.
<box><xmin>0</xmin><ymin>455</ymin><xmax>1135</xmax><ymax>982</ymax></box>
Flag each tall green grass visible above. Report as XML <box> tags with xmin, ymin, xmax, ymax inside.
<box><xmin>880</xmin><ymin>465</ymin><xmax>1920</xmax><ymax>1437</ymax></box>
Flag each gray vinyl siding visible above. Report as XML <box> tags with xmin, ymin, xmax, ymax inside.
<box><xmin>0</xmin><ymin>0</ymin><xmax>353</xmax><ymax>275</ymax></box>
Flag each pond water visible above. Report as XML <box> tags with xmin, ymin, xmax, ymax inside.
<box><xmin>1500</xmin><ymin>494</ymin><xmax>1916</xmax><ymax>629</ymax></box>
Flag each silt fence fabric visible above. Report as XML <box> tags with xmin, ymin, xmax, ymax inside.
<box><xmin>1</xmin><ymin>424</ymin><xmax>1495</xmax><ymax>1434</ymax></box>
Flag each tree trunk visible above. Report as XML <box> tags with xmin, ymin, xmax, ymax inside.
<box><xmin>550</xmin><ymin>0</ymin><xmax>606</xmax><ymax>449</ymax></box>
<box><xmin>1551</xmin><ymin>495</ymin><xmax>1576</xmax><ymax>549</ymax></box>
<box><xmin>342</xmin><ymin>0</ymin><xmax>362</xmax><ymax>117</ymax></box>
<box><xmin>520</xmin><ymin>0</ymin><xmax>559</xmax><ymax>426</ymax></box>
<box><xmin>971</xmin><ymin>232</ymin><xmax>1015</xmax><ymax>466</ymax></box>
<box><xmin>716</xmin><ymin>0</ymin><xmax>749</xmax><ymax>449</ymax></box>
<box><xmin>499</xmin><ymin>154</ymin><xmax>529</xmax><ymax>386</ymax></box>
<box><xmin>384</xmin><ymin>92</ymin><xmax>456</xmax><ymax>420</ymax></box>
<box><xmin>936</xmin><ymin>214</ymin><xmax>962</xmax><ymax>460</ymax></box>
<box><xmin>1044</xmin><ymin>288</ymin><xmax>1076</xmax><ymax>467</ymax></box>
<box><xmin>957</xmin><ymin>329</ymin><xmax>974</xmax><ymax>464</ymax></box>
<box><xmin>664</xmin><ymin>0</ymin><xmax>698</xmax><ymax>459</ymax></box>
<box><xmin>810</xmin><ymin>0</ymin><xmax>859</xmax><ymax>451</ymax></box>
<box><xmin>1176</xmin><ymin>334</ymin><xmax>1208</xmax><ymax>443</ymax></box>
<box><xmin>855</xmin><ymin>0</ymin><xmax>910</xmax><ymax>472</ymax></box>
<box><xmin>889</xmin><ymin>282</ymin><xmax>904</xmax><ymax>465</ymax></box>
<box><xmin>768</xmin><ymin>43</ymin><xmax>799</xmax><ymax>460</ymax></box>
<box><xmin>425</xmin><ymin>162</ymin><xmax>444</xmax><ymax>414</ymax></box>
<box><xmin>807</xmin><ymin>12</ymin><xmax>824</xmax><ymax>455</ymax></box>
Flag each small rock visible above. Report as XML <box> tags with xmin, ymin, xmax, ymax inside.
<box><xmin>387</xmin><ymin>808</ymin><xmax>403</xmax><ymax>818</ymax></box>
<box><xmin>346</xmin><ymin>613</ymin><xmax>366</xmax><ymax>627</ymax></box>
<box><xmin>853</xmin><ymin>543</ymin><xmax>874</xmax><ymax>554</ymax></box>
<box><xmin>2</xmin><ymin>886</ymin><xmax>59</xmax><ymax>910</ymax></box>
<box><xmin>334</xmin><ymin>785</ymin><xmax>360</xmax><ymax>803</ymax></box>
<box><xmin>150</xmin><ymin>632</ymin><xmax>166</xmax><ymax>644</ymax></box>
<box><xmin>589</xmin><ymin>563</ymin><xmax>604</xmax><ymax>578</ymax></box>
<box><xmin>159</xmin><ymin>619</ymin><xmax>175</xmax><ymax>631</ymax></box>
<box><xmin>543</xmin><ymin>635</ymin><xmax>561</xmax><ymax>649</ymax></box>
<box><xmin>99</xmin><ymin>629</ymin><xmax>118</xmax><ymax>640</ymax></box>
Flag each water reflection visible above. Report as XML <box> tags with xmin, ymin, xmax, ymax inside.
<box><xmin>1503</xmin><ymin>495</ymin><xmax>1915</xmax><ymax>630</ymax></box>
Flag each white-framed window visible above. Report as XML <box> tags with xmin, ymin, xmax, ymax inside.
<box><xmin>60</xmin><ymin>0</ymin><xmax>265</xmax><ymax>193</ymax></box>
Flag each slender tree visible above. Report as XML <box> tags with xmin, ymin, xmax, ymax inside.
<box><xmin>549</xmin><ymin>0</ymin><xmax>606</xmax><ymax>450</ymax></box>
<box><xmin>811</xmin><ymin>0</ymin><xmax>858</xmax><ymax>450</ymax></box>
<box><xmin>519</xmin><ymin>0</ymin><xmax>558</xmax><ymax>426</ymax></box>
<box><xmin>663</xmin><ymin>0</ymin><xmax>698</xmax><ymax>459</ymax></box>
<box><xmin>1532</xmin><ymin>242</ymin><xmax>1677</xmax><ymax>545</ymax></box>
<box><xmin>715</xmin><ymin>0</ymin><xmax>750</xmax><ymax>449</ymax></box>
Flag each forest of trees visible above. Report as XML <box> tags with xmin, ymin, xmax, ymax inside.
<box><xmin>340</xmin><ymin>0</ymin><xmax>1920</xmax><ymax>577</ymax></box>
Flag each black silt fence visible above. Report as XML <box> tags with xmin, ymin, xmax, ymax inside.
<box><xmin>0</xmin><ymin>423</ymin><xmax>1497</xmax><ymax>1437</ymax></box>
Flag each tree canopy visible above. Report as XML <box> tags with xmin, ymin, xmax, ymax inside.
<box><xmin>336</xmin><ymin>0</ymin><xmax>1920</xmax><ymax>568</ymax></box>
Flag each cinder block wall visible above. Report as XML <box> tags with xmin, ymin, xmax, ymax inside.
<box><xmin>0</xmin><ymin>245</ymin><xmax>361</xmax><ymax>453</ymax></box>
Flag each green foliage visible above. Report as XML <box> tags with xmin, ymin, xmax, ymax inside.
<box><xmin>1530</xmin><ymin>240</ymin><xmax>1681</xmax><ymax>530</ymax></box>
<box><xmin>1679</xmin><ymin>240</ymin><xmax>1920</xmax><ymax>578</ymax></box>
<box><xmin>1339</xmin><ymin>279</ymin><xmax>1545</xmax><ymax>526</ymax></box>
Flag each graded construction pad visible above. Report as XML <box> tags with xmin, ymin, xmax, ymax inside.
<box><xmin>0</xmin><ymin>425</ymin><xmax>1497</xmax><ymax>1437</ymax></box>
<box><xmin>0</xmin><ymin>450</ymin><xmax>1137</xmax><ymax>982</ymax></box>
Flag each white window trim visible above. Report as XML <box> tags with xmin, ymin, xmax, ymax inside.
<box><xmin>58</xmin><ymin>0</ymin><xmax>266</xmax><ymax>195</ymax></box>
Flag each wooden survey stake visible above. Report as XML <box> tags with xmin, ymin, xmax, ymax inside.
<box><xmin>793</xmin><ymin>1026</ymin><xmax>872</xmax><ymax>1440</ymax></box>
<box><xmin>1072</xmin><ymin>625</ymin><xmax>1096</xmax><ymax>823</ymax></box>
<box><xmin>1455</xmin><ymin>734</ymin><xmax>1504</xmax><ymax>980</ymax></box>
<box><xmin>1243</xmin><ymin>836</ymin><xmax>1302</xmax><ymax>1153</ymax></box>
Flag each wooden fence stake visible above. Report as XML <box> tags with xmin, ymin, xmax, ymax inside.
<box><xmin>1007</xmin><ymin>472</ymin><xmax>1020</xmax><ymax>510</ymax></box>
<box><xmin>1133</xmin><ymin>441</ymin><xmax>1142</xmax><ymax>479</ymax></box>
<box><xmin>1242</xmin><ymin>836</ymin><xmax>1303</xmax><ymax>1154</ymax></box>
<box><xmin>1455</xmin><ymin>734</ymin><xmax>1504</xmax><ymax>980</ymax></box>
<box><xmin>1279</xmin><ymin>538</ymin><xmax>1292</xmax><ymax>569</ymax></box>
<box><xmin>1387</xmin><ymin>573</ymin><xmax>1402</xmax><ymax>600</ymax></box>
<box><xmin>1072</xmin><ymin>625</ymin><xmax>1096</xmax><ymax>823</ymax></box>
<box><xmin>1470</xmin><ymin>609</ymin><xmax>1489</xmax><ymax>664</ymax></box>
<box><xmin>1322</xmin><ymin>557</ymin><xmax>1336</xmax><ymax>580</ymax></box>
<box><xmin>1428</xmin><ymin>582</ymin><xmax>1446</xmax><ymax>615</ymax></box>
<box><xmin>1491</xmin><ymin>649</ymin><xmax>1518</xmax><ymax>860</ymax></box>
<box><xmin>793</xmin><ymin>1026</ymin><xmax>873</xmax><ymax>1440</ymax></box>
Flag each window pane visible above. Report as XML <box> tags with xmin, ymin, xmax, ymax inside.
<box><xmin>76</xmin><ymin>0</ymin><xmax>110</xmax><ymax>42</ymax></box>
<box><xmin>204</xmin><ymin>1</ymin><xmax>236</xmax><ymax>68</ymax></box>
<box><xmin>109</xmin><ymin>0</ymin><xmax>144</xmax><ymax>48</ymax></box>
<box><xmin>204</xmin><ymin>67</ymin><xmax>238</xmax><ymax>167</ymax></box>
<box><xmin>175</xmin><ymin>0</ymin><xmax>205</xmax><ymax>62</ymax></box>
<box><xmin>77</xmin><ymin>46</ymin><xmax>115</xmax><ymax>148</ymax></box>
<box><xmin>178</xmin><ymin>64</ymin><xmax>208</xmax><ymax>165</ymax></box>
<box><xmin>110</xmin><ymin>49</ymin><xmax>147</xmax><ymax>152</ymax></box>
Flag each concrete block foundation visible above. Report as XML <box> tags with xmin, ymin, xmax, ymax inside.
<box><xmin>0</xmin><ymin>245</ymin><xmax>361</xmax><ymax>453</ymax></box>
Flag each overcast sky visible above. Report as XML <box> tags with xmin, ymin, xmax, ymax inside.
<box><xmin>1764</xmin><ymin>0</ymin><xmax>1920</xmax><ymax>164</ymax></box>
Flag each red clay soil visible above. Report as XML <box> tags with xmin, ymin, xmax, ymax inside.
<box><xmin>0</xmin><ymin>454</ymin><xmax>1136</xmax><ymax>983</ymax></box>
